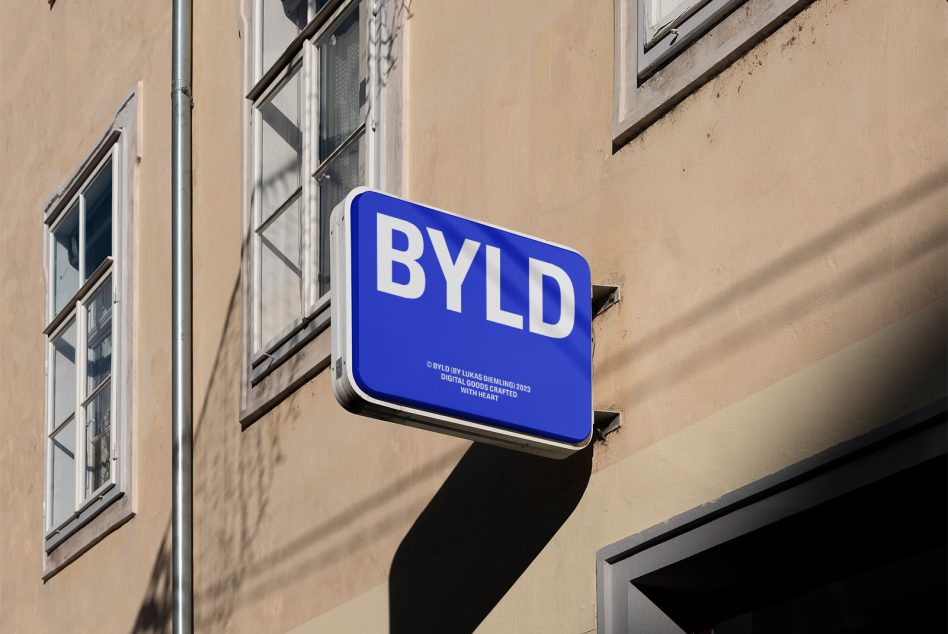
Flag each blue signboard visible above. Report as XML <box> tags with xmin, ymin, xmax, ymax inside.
<box><xmin>331</xmin><ymin>188</ymin><xmax>592</xmax><ymax>457</ymax></box>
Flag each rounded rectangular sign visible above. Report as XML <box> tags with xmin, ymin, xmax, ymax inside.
<box><xmin>331</xmin><ymin>188</ymin><xmax>592</xmax><ymax>458</ymax></box>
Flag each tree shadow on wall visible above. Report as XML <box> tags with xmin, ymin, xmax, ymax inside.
<box><xmin>130</xmin><ymin>275</ymin><xmax>288</xmax><ymax>632</ymax></box>
<box><xmin>389</xmin><ymin>442</ymin><xmax>593</xmax><ymax>633</ymax></box>
<box><xmin>131</xmin><ymin>529</ymin><xmax>172</xmax><ymax>633</ymax></box>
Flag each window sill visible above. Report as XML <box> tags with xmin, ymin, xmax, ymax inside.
<box><xmin>614</xmin><ymin>0</ymin><xmax>817</xmax><ymax>149</ymax></box>
<box><xmin>240</xmin><ymin>311</ymin><xmax>332</xmax><ymax>427</ymax></box>
<box><xmin>42</xmin><ymin>491</ymin><xmax>134</xmax><ymax>580</ymax></box>
<box><xmin>250</xmin><ymin>296</ymin><xmax>332</xmax><ymax>384</ymax></box>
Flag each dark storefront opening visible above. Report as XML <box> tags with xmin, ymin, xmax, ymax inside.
<box><xmin>597</xmin><ymin>403</ymin><xmax>947</xmax><ymax>634</ymax></box>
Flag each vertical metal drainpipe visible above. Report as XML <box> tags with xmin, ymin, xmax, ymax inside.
<box><xmin>171</xmin><ymin>0</ymin><xmax>193</xmax><ymax>631</ymax></box>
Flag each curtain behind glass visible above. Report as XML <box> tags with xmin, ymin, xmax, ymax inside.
<box><xmin>319</xmin><ymin>7</ymin><xmax>361</xmax><ymax>162</ymax></box>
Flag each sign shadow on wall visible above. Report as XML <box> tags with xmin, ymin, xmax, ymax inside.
<box><xmin>388</xmin><ymin>442</ymin><xmax>593</xmax><ymax>632</ymax></box>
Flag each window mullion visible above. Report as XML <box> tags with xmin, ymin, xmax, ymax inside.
<box><xmin>302</xmin><ymin>39</ymin><xmax>317</xmax><ymax>313</ymax></box>
<box><xmin>110</xmin><ymin>146</ymin><xmax>118</xmax><ymax>305</ymax></box>
<box><xmin>46</xmin><ymin>228</ymin><xmax>53</xmax><ymax>322</ymax></box>
<box><xmin>252</xmin><ymin>105</ymin><xmax>263</xmax><ymax>352</ymax></box>
<box><xmin>75</xmin><ymin>295</ymin><xmax>86</xmax><ymax>509</ymax></box>
<box><xmin>46</xmin><ymin>329</ymin><xmax>55</xmax><ymax>438</ymax></box>
<box><xmin>78</xmin><ymin>192</ymin><xmax>86</xmax><ymax>286</ymax></box>
<box><xmin>45</xmin><ymin>335</ymin><xmax>54</xmax><ymax>530</ymax></box>
<box><xmin>110</xmin><ymin>146</ymin><xmax>119</xmax><ymax>486</ymax></box>
<box><xmin>45</xmin><ymin>436</ymin><xmax>52</xmax><ymax>531</ymax></box>
<box><xmin>110</xmin><ymin>314</ymin><xmax>119</xmax><ymax>489</ymax></box>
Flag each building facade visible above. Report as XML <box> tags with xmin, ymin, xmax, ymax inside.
<box><xmin>1</xmin><ymin>0</ymin><xmax>945</xmax><ymax>632</ymax></box>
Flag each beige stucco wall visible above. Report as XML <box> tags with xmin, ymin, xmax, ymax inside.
<box><xmin>0</xmin><ymin>0</ymin><xmax>174</xmax><ymax>632</ymax></box>
<box><xmin>1</xmin><ymin>0</ymin><xmax>945</xmax><ymax>632</ymax></box>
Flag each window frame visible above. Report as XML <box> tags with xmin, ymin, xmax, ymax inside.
<box><xmin>240</xmin><ymin>0</ymin><xmax>404</xmax><ymax>425</ymax></box>
<box><xmin>613</xmin><ymin>0</ymin><xmax>818</xmax><ymax>149</ymax></box>
<box><xmin>251</xmin><ymin>53</ymin><xmax>308</xmax><ymax>358</ymax></box>
<box><xmin>250</xmin><ymin>0</ymin><xmax>374</xmax><ymax>373</ymax></box>
<box><xmin>643</xmin><ymin>0</ymin><xmax>706</xmax><ymax>46</ymax></box>
<box><xmin>638</xmin><ymin>0</ymin><xmax>744</xmax><ymax>80</ymax></box>
<box><xmin>40</xmin><ymin>89</ymin><xmax>138</xmax><ymax>576</ymax></box>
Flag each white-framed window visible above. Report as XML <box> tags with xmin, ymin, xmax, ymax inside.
<box><xmin>41</xmin><ymin>89</ymin><xmax>137</xmax><ymax>571</ymax></box>
<box><xmin>46</xmin><ymin>151</ymin><xmax>117</xmax><ymax>536</ymax></box>
<box><xmin>250</xmin><ymin>0</ymin><xmax>373</xmax><ymax>369</ymax></box>
<box><xmin>614</xmin><ymin>0</ymin><xmax>816</xmax><ymax>147</ymax></box>
<box><xmin>241</xmin><ymin>0</ymin><xmax>404</xmax><ymax>423</ymax></box>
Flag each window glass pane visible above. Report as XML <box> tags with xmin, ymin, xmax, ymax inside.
<box><xmin>51</xmin><ymin>320</ymin><xmax>77</xmax><ymax>429</ymax></box>
<box><xmin>262</xmin><ymin>0</ymin><xmax>307</xmax><ymax>72</ymax></box>
<box><xmin>86</xmin><ymin>277</ymin><xmax>112</xmax><ymax>395</ymax></box>
<box><xmin>85</xmin><ymin>380</ymin><xmax>111</xmax><ymax>496</ymax></box>
<box><xmin>259</xmin><ymin>197</ymin><xmax>302</xmax><ymax>347</ymax></box>
<box><xmin>260</xmin><ymin>67</ymin><xmax>302</xmax><ymax>222</ymax></box>
<box><xmin>84</xmin><ymin>160</ymin><xmax>112</xmax><ymax>278</ymax></box>
<box><xmin>318</xmin><ymin>6</ymin><xmax>361</xmax><ymax>162</ymax></box>
<box><xmin>317</xmin><ymin>137</ymin><xmax>361</xmax><ymax>296</ymax></box>
<box><xmin>50</xmin><ymin>417</ymin><xmax>76</xmax><ymax>528</ymax></box>
<box><xmin>52</xmin><ymin>203</ymin><xmax>80</xmax><ymax>315</ymax></box>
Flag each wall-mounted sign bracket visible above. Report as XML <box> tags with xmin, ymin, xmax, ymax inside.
<box><xmin>592</xmin><ymin>284</ymin><xmax>621</xmax><ymax>317</ymax></box>
<box><xmin>594</xmin><ymin>410</ymin><xmax>622</xmax><ymax>442</ymax></box>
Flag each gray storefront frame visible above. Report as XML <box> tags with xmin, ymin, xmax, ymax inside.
<box><xmin>596</xmin><ymin>399</ymin><xmax>947</xmax><ymax>633</ymax></box>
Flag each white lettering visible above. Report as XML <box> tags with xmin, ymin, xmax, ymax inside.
<box><xmin>485</xmin><ymin>245</ymin><xmax>523</xmax><ymax>330</ymax></box>
<box><xmin>375</xmin><ymin>215</ymin><xmax>576</xmax><ymax>339</ymax></box>
<box><xmin>376</xmin><ymin>213</ymin><xmax>425</xmax><ymax>299</ymax></box>
<box><xmin>528</xmin><ymin>258</ymin><xmax>575</xmax><ymax>339</ymax></box>
<box><xmin>426</xmin><ymin>228</ymin><xmax>480</xmax><ymax>313</ymax></box>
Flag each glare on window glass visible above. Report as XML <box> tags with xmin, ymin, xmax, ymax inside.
<box><xmin>52</xmin><ymin>203</ymin><xmax>80</xmax><ymax>315</ymax></box>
